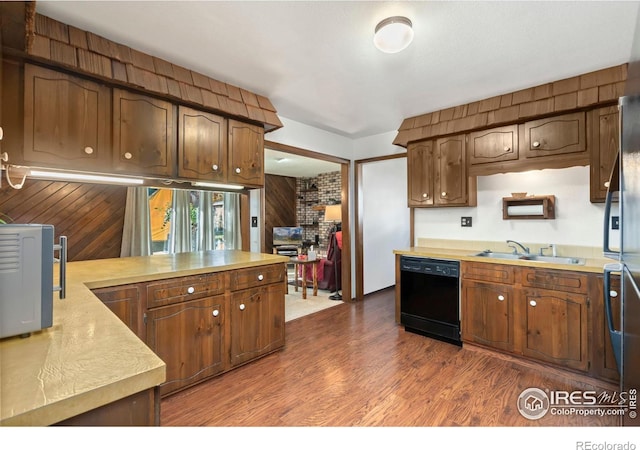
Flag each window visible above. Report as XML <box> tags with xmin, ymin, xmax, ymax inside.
<box><xmin>148</xmin><ymin>188</ymin><xmax>232</xmax><ymax>254</ymax></box>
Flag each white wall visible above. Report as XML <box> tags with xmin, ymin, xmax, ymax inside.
<box><xmin>267</xmin><ymin>117</ymin><xmax>354</xmax><ymax>158</ymax></box>
<box><xmin>414</xmin><ymin>165</ymin><xmax>620</xmax><ymax>248</ymax></box>
<box><xmin>361</xmin><ymin>157</ymin><xmax>410</xmax><ymax>294</ymax></box>
<box><xmin>352</xmin><ymin>130</ymin><xmax>405</xmax><ymax>160</ymax></box>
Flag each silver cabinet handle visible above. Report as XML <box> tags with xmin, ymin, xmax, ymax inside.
<box><xmin>503</xmin><ymin>146</ymin><xmax>510</xmax><ymax>152</ymax></box>
<box><xmin>422</xmin><ymin>193</ymin><xmax>429</xmax><ymax>198</ymax></box>
<box><xmin>529</xmin><ymin>300</ymin><xmax>537</xmax><ymax>307</ymax></box>
<box><xmin>84</xmin><ymin>146</ymin><xmax>94</xmax><ymax>155</ymax></box>
<box><xmin>532</xmin><ymin>141</ymin><xmax>541</xmax><ymax>148</ymax></box>
<box><xmin>239</xmin><ymin>303</ymin><xmax>245</xmax><ymax>311</ymax></box>
<box><xmin>610</xmin><ymin>290</ymin><xmax>618</xmax><ymax>298</ymax></box>
<box><xmin>235</xmin><ymin>167</ymin><xmax>241</xmax><ymax>174</ymax></box>
<box><xmin>258</xmin><ymin>274</ymin><xmax>264</xmax><ymax>281</ymax></box>
<box><xmin>441</xmin><ymin>192</ymin><xmax>447</xmax><ymax>197</ymax></box>
<box><xmin>604</xmin><ymin>181</ymin><xmax>610</xmax><ymax>188</ymax></box>
<box><xmin>124</xmin><ymin>152</ymin><xmax>133</xmax><ymax>160</ymax></box>
<box><xmin>498</xmin><ymin>295</ymin><xmax>505</xmax><ymax>301</ymax></box>
<box><xmin>212</xmin><ymin>164</ymin><xmax>219</xmax><ymax>171</ymax></box>
<box><xmin>0</xmin><ymin>126</ymin><xmax>3</xmax><ymax>140</ymax></box>
<box><xmin>212</xmin><ymin>309</ymin><xmax>219</xmax><ymax>317</ymax></box>
<box><xmin>187</xmin><ymin>286</ymin><xmax>195</xmax><ymax>294</ymax></box>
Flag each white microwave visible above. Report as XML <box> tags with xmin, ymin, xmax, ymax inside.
<box><xmin>0</xmin><ymin>224</ymin><xmax>67</xmax><ymax>339</ymax></box>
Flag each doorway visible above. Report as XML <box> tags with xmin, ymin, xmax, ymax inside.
<box><xmin>261</xmin><ymin>140</ymin><xmax>352</xmax><ymax>302</ymax></box>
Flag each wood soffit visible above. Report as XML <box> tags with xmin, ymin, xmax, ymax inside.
<box><xmin>394</xmin><ymin>64</ymin><xmax>628</xmax><ymax>148</ymax></box>
<box><xmin>23</xmin><ymin>13</ymin><xmax>283</xmax><ymax>132</ymax></box>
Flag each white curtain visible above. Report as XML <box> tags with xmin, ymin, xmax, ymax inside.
<box><xmin>223</xmin><ymin>192</ymin><xmax>242</xmax><ymax>250</ymax></box>
<box><xmin>197</xmin><ymin>191</ymin><xmax>215</xmax><ymax>251</ymax></box>
<box><xmin>120</xmin><ymin>187</ymin><xmax>152</xmax><ymax>257</ymax></box>
<box><xmin>169</xmin><ymin>190</ymin><xmax>192</xmax><ymax>253</ymax></box>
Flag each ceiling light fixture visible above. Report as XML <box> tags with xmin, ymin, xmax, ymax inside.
<box><xmin>373</xmin><ymin>16</ymin><xmax>414</xmax><ymax>54</ymax></box>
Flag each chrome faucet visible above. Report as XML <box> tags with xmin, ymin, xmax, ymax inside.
<box><xmin>539</xmin><ymin>244</ymin><xmax>557</xmax><ymax>257</ymax></box>
<box><xmin>506</xmin><ymin>240</ymin><xmax>530</xmax><ymax>255</ymax></box>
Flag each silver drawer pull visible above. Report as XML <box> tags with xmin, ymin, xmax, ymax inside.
<box><xmin>124</xmin><ymin>152</ymin><xmax>133</xmax><ymax>160</ymax></box>
<box><xmin>84</xmin><ymin>146</ymin><xmax>94</xmax><ymax>155</ymax></box>
<box><xmin>529</xmin><ymin>300</ymin><xmax>537</xmax><ymax>307</ymax></box>
<box><xmin>212</xmin><ymin>164</ymin><xmax>219</xmax><ymax>171</ymax></box>
<box><xmin>610</xmin><ymin>290</ymin><xmax>618</xmax><ymax>298</ymax></box>
<box><xmin>212</xmin><ymin>309</ymin><xmax>219</xmax><ymax>317</ymax></box>
<box><xmin>235</xmin><ymin>167</ymin><xmax>241</xmax><ymax>174</ymax></box>
<box><xmin>187</xmin><ymin>286</ymin><xmax>195</xmax><ymax>294</ymax></box>
<box><xmin>258</xmin><ymin>274</ymin><xmax>264</xmax><ymax>281</ymax></box>
<box><xmin>498</xmin><ymin>295</ymin><xmax>505</xmax><ymax>301</ymax></box>
<box><xmin>0</xmin><ymin>126</ymin><xmax>3</xmax><ymax>140</ymax></box>
<box><xmin>532</xmin><ymin>141</ymin><xmax>541</xmax><ymax>148</ymax></box>
<box><xmin>239</xmin><ymin>303</ymin><xmax>245</xmax><ymax>311</ymax></box>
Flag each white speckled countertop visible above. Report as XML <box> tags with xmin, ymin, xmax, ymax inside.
<box><xmin>0</xmin><ymin>250</ymin><xmax>288</xmax><ymax>426</ymax></box>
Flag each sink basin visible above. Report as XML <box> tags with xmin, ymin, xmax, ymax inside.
<box><xmin>472</xmin><ymin>251</ymin><xmax>585</xmax><ymax>265</ymax></box>
<box><xmin>472</xmin><ymin>251</ymin><xmax>523</xmax><ymax>260</ymax></box>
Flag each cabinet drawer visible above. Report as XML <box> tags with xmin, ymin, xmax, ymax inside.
<box><xmin>146</xmin><ymin>272</ymin><xmax>225</xmax><ymax>308</ymax></box>
<box><xmin>461</xmin><ymin>261</ymin><xmax>516</xmax><ymax>284</ymax></box>
<box><xmin>229</xmin><ymin>264</ymin><xmax>285</xmax><ymax>291</ymax></box>
<box><xmin>520</xmin><ymin>267</ymin><xmax>588</xmax><ymax>294</ymax></box>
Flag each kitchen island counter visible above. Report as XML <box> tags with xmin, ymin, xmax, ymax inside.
<box><xmin>0</xmin><ymin>250</ymin><xmax>288</xmax><ymax>426</ymax></box>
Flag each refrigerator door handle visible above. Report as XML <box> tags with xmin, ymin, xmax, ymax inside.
<box><xmin>604</xmin><ymin>263</ymin><xmax>623</xmax><ymax>372</ymax></box>
<box><xmin>603</xmin><ymin>190</ymin><xmax>619</xmax><ymax>259</ymax></box>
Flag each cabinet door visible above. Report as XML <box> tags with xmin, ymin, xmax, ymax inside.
<box><xmin>113</xmin><ymin>88</ymin><xmax>175</xmax><ymax>177</ymax></box>
<box><xmin>590</xmin><ymin>106</ymin><xmax>619</xmax><ymax>203</ymax></box>
<box><xmin>522</xmin><ymin>112</ymin><xmax>586</xmax><ymax>158</ymax></box>
<box><xmin>434</xmin><ymin>135</ymin><xmax>466</xmax><ymax>205</ymax></box>
<box><xmin>178</xmin><ymin>106</ymin><xmax>227</xmax><ymax>181</ymax></box>
<box><xmin>23</xmin><ymin>64</ymin><xmax>111</xmax><ymax>170</ymax></box>
<box><xmin>230</xmin><ymin>283</ymin><xmax>285</xmax><ymax>367</ymax></box>
<box><xmin>407</xmin><ymin>141</ymin><xmax>434</xmax><ymax>207</ymax></box>
<box><xmin>468</xmin><ymin>125</ymin><xmax>519</xmax><ymax>165</ymax></box>
<box><xmin>227</xmin><ymin>119</ymin><xmax>264</xmax><ymax>187</ymax></box>
<box><xmin>146</xmin><ymin>296</ymin><xmax>225</xmax><ymax>396</ymax></box>
<box><xmin>92</xmin><ymin>285</ymin><xmax>145</xmax><ymax>341</ymax></box>
<box><xmin>520</xmin><ymin>288</ymin><xmax>589</xmax><ymax>371</ymax></box>
<box><xmin>462</xmin><ymin>281</ymin><xmax>513</xmax><ymax>351</ymax></box>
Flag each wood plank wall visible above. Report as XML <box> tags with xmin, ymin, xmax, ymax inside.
<box><xmin>264</xmin><ymin>174</ymin><xmax>296</xmax><ymax>253</ymax></box>
<box><xmin>0</xmin><ymin>180</ymin><xmax>127</xmax><ymax>261</ymax></box>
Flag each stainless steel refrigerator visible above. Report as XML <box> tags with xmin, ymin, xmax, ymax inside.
<box><xmin>602</xmin><ymin>5</ymin><xmax>640</xmax><ymax>428</ymax></box>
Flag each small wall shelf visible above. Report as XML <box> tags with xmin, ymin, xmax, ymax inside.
<box><xmin>502</xmin><ymin>195</ymin><xmax>555</xmax><ymax>220</ymax></box>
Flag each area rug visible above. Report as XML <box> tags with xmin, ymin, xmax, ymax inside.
<box><xmin>285</xmin><ymin>288</ymin><xmax>341</xmax><ymax>322</ymax></box>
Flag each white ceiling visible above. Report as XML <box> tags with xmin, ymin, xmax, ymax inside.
<box><xmin>35</xmin><ymin>0</ymin><xmax>640</xmax><ymax>176</ymax></box>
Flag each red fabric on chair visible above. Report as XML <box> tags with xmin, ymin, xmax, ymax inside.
<box><xmin>297</xmin><ymin>260</ymin><xmax>324</xmax><ymax>282</ymax></box>
<box><xmin>317</xmin><ymin>231</ymin><xmax>341</xmax><ymax>292</ymax></box>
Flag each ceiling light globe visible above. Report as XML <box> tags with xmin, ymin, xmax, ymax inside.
<box><xmin>373</xmin><ymin>16</ymin><xmax>413</xmax><ymax>54</ymax></box>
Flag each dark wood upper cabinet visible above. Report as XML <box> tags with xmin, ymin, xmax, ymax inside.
<box><xmin>178</xmin><ymin>106</ymin><xmax>227</xmax><ymax>181</ymax></box>
<box><xmin>590</xmin><ymin>105</ymin><xmax>619</xmax><ymax>203</ymax></box>
<box><xmin>468</xmin><ymin>125</ymin><xmax>519</xmax><ymax>165</ymax></box>
<box><xmin>23</xmin><ymin>64</ymin><xmax>111</xmax><ymax>170</ymax></box>
<box><xmin>435</xmin><ymin>134</ymin><xmax>467</xmax><ymax>205</ymax></box>
<box><xmin>113</xmin><ymin>88</ymin><xmax>175</xmax><ymax>178</ymax></box>
<box><xmin>407</xmin><ymin>140</ymin><xmax>434</xmax><ymax>207</ymax></box>
<box><xmin>521</xmin><ymin>111</ymin><xmax>586</xmax><ymax>158</ymax></box>
<box><xmin>227</xmin><ymin>119</ymin><xmax>264</xmax><ymax>187</ymax></box>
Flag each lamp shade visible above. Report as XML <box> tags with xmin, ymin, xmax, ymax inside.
<box><xmin>373</xmin><ymin>16</ymin><xmax>413</xmax><ymax>54</ymax></box>
<box><xmin>324</xmin><ymin>204</ymin><xmax>342</xmax><ymax>222</ymax></box>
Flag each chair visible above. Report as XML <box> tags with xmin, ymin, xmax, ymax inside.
<box><xmin>318</xmin><ymin>231</ymin><xmax>342</xmax><ymax>292</ymax></box>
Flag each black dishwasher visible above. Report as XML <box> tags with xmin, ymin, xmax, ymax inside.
<box><xmin>400</xmin><ymin>256</ymin><xmax>461</xmax><ymax>346</ymax></box>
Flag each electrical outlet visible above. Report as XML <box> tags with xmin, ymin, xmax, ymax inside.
<box><xmin>612</xmin><ymin>216</ymin><xmax>619</xmax><ymax>230</ymax></box>
<box><xmin>461</xmin><ymin>217</ymin><xmax>472</xmax><ymax>227</ymax></box>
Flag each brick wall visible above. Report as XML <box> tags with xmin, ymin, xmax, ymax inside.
<box><xmin>296</xmin><ymin>171</ymin><xmax>341</xmax><ymax>250</ymax></box>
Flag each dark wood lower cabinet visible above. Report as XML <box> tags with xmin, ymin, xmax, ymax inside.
<box><xmin>55</xmin><ymin>388</ymin><xmax>159</xmax><ymax>426</ymax></box>
<box><xmin>520</xmin><ymin>288</ymin><xmax>589</xmax><ymax>372</ymax></box>
<box><xmin>92</xmin><ymin>284</ymin><xmax>145</xmax><ymax>340</ymax></box>
<box><xmin>146</xmin><ymin>296</ymin><xmax>225</xmax><ymax>397</ymax></box>
<box><xmin>460</xmin><ymin>261</ymin><xmax>616</xmax><ymax>381</ymax></box>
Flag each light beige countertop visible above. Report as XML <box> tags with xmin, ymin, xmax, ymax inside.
<box><xmin>394</xmin><ymin>239</ymin><xmax>615</xmax><ymax>274</ymax></box>
<box><xmin>0</xmin><ymin>250</ymin><xmax>288</xmax><ymax>426</ymax></box>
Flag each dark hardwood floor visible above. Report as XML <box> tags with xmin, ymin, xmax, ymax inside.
<box><xmin>161</xmin><ymin>288</ymin><xmax>619</xmax><ymax>427</ymax></box>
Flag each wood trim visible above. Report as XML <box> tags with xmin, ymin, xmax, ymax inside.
<box><xmin>354</xmin><ymin>153</ymin><xmax>407</xmax><ymax>302</ymax></box>
<box><xmin>265</xmin><ymin>140</ymin><xmax>349</xmax><ymax>165</ymax></box>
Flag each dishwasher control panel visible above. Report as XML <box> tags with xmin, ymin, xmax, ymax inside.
<box><xmin>400</xmin><ymin>256</ymin><xmax>459</xmax><ymax>278</ymax></box>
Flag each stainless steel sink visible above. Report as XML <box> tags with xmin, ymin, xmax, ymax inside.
<box><xmin>472</xmin><ymin>251</ymin><xmax>585</xmax><ymax>265</ymax></box>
